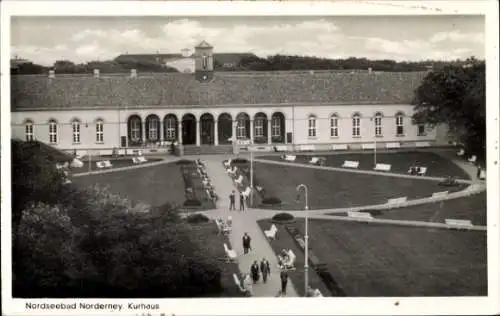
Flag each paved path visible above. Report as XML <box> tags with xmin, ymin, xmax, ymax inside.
<box><xmin>202</xmin><ymin>157</ymin><xmax>298</xmax><ymax>297</ymax></box>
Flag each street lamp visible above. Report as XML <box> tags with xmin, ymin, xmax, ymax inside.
<box><xmin>296</xmin><ymin>184</ymin><xmax>309</xmax><ymax>296</ymax></box>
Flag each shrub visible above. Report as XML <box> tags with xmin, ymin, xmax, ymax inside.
<box><xmin>185</xmin><ymin>213</ymin><xmax>210</xmax><ymax>224</ymax></box>
<box><xmin>176</xmin><ymin>159</ymin><xmax>194</xmax><ymax>165</ymax></box>
<box><xmin>183</xmin><ymin>199</ymin><xmax>202</xmax><ymax>207</ymax></box>
<box><xmin>231</xmin><ymin>158</ymin><xmax>248</xmax><ymax>164</ymax></box>
<box><xmin>271</xmin><ymin>212</ymin><xmax>295</xmax><ymax>223</ymax></box>
<box><xmin>262</xmin><ymin>196</ymin><xmax>282</xmax><ymax>205</ymax></box>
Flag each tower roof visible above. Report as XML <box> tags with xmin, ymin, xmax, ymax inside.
<box><xmin>195</xmin><ymin>40</ymin><xmax>213</xmax><ymax>49</ymax></box>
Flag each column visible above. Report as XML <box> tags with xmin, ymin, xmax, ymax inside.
<box><xmin>214</xmin><ymin>120</ymin><xmax>219</xmax><ymax>146</ymax></box>
<box><xmin>195</xmin><ymin>120</ymin><xmax>200</xmax><ymax>146</ymax></box>
<box><xmin>232</xmin><ymin>121</ymin><xmax>237</xmax><ymax>143</ymax></box>
<box><xmin>159</xmin><ymin>120</ymin><xmax>164</xmax><ymax>142</ymax></box>
<box><xmin>267</xmin><ymin>119</ymin><xmax>272</xmax><ymax>144</ymax></box>
<box><xmin>142</xmin><ymin>122</ymin><xmax>146</xmax><ymax>145</ymax></box>
<box><xmin>178</xmin><ymin>121</ymin><xmax>182</xmax><ymax>144</ymax></box>
<box><xmin>250</xmin><ymin>119</ymin><xmax>254</xmax><ymax>144</ymax></box>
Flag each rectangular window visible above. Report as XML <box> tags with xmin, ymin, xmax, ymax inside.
<box><xmin>255</xmin><ymin>119</ymin><xmax>264</xmax><ymax>137</ymax></box>
<box><xmin>352</xmin><ymin>116</ymin><xmax>360</xmax><ymax>137</ymax></box>
<box><xmin>25</xmin><ymin>123</ymin><xmax>34</xmax><ymax>141</ymax></box>
<box><xmin>49</xmin><ymin>122</ymin><xmax>58</xmax><ymax>144</ymax></box>
<box><xmin>330</xmin><ymin>117</ymin><xmax>339</xmax><ymax>137</ymax></box>
<box><xmin>271</xmin><ymin>117</ymin><xmax>281</xmax><ymax>137</ymax></box>
<box><xmin>308</xmin><ymin>117</ymin><xmax>316</xmax><ymax>137</ymax></box>
<box><xmin>237</xmin><ymin>119</ymin><xmax>246</xmax><ymax>138</ymax></box>
<box><xmin>375</xmin><ymin>116</ymin><xmax>382</xmax><ymax>136</ymax></box>
<box><xmin>72</xmin><ymin>122</ymin><xmax>81</xmax><ymax>143</ymax></box>
<box><xmin>396</xmin><ymin>116</ymin><xmax>404</xmax><ymax>136</ymax></box>
<box><xmin>417</xmin><ymin>124</ymin><xmax>426</xmax><ymax>136</ymax></box>
<box><xmin>96</xmin><ymin>122</ymin><xmax>104</xmax><ymax>143</ymax></box>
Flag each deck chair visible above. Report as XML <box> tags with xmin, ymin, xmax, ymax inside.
<box><xmin>223</xmin><ymin>159</ymin><xmax>232</xmax><ymax>168</ymax></box>
<box><xmin>138</xmin><ymin>156</ymin><xmax>148</xmax><ymax>163</ymax></box>
<box><xmin>103</xmin><ymin>160</ymin><xmax>113</xmax><ymax>168</ymax></box>
<box><xmin>70</xmin><ymin>158</ymin><xmax>83</xmax><ymax>168</ymax></box>
<box><xmin>224</xmin><ymin>243</ymin><xmax>237</xmax><ymax>262</ymax></box>
<box><xmin>265</xmin><ymin>224</ymin><xmax>278</xmax><ymax>240</ymax></box>
<box><xmin>234</xmin><ymin>175</ymin><xmax>244</xmax><ymax>185</ymax></box>
<box><xmin>132</xmin><ymin>157</ymin><xmax>141</xmax><ymax>164</ymax></box>
<box><xmin>96</xmin><ymin>161</ymin><xmax>106</xmax><ymax>169</ymax></box>
<box><xmin>468</xmin><ymin>155</ymin><xmax>477</xmax><ymax>163</ymax></box>
<box><xmin>283</xmin><ymin>155</ymin><xmax>296</xmax><ymax>162</ymax></box>
<box><xmin>242</xmin><ymin>186</ymin><xmax>252</xmax><ymax>198</ymax></box>
<box><xmin>309</xmin><ymin>157</ymin><xmax>319</xmax><ymax>165</ymax></box>
<box><xmin>457</xmin><ymin>148</ymin><xmax>465</xmax><ymax>156</ymax></box>
<box><xmin>418</xmin><ymin>167</ymin><xmax>427</xmax><ymax>176</ymax></box>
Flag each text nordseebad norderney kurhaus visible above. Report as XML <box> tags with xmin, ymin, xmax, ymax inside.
<box><xmin>26</xmin><ymin>302</ymin><xmax>160</xmax><ymax>311</ymax></box>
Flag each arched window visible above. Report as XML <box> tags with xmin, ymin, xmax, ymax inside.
<box><xmin>148</xmin><ymin>116</ymin><xmax>159</xmax><ymax>141</ymax></box>
<box><xmin>271</xmin><ymin>116</ymin><xmax>281</xmax><ymax>137</ymax></box>
<box><xmin>165</xmin><ymin>116</ymin><xmax>177</xmax><ymax>140</ymax></box>
<box><xmin>48</xmin><ymin>120</ymin><xmax>58</xmax><ymax>144</ymax></box>
<box><xmin>254</xmin><ymin>117</ymin><xmax>265</xmax><ymax>137</ymax></box>
<box><xmin>352</xmin><ymin>114</ymin><xmax>361</xmax><ymax>137</ymax></box>
<box><xmin>130</xmin><ymin>118</ymin><xmax>141</xmax><ymax>141</ymax></box>
<box><xmin>396</xmin><ymin>113</ymin><xmax>404</xmax><ymax>136</ymax></box>
<box><xmin>237</xmin><ymin>115</ymin><xmax>247</xmax><ymax>139</ymax></box>
<box><xmin>374</xmin><ymin>113</ymin><xmax>383</xmax><ymax>137</ymax></box>
<box><xmin>72</xmin><ymin>119</ymin><xmax>81</xmax><ymax>143</ymax></box>
<box><xmin>330</xmin><ymin>114</ymin><xmax>339</xmax><ymax>137</ymax></box>
<box><xmin>308</xmin><ymin>115</ymin><xmax>317</xmax><ymax>137</ymax></box>
<box><xmin>25</xmin><ymin>120</ymin><xmax>34</xmax><ymax>141</ymax></box>
<box><xmin>96</xmin><ymin>120</ymin><xmax>104</xmax><ymax>143</ymax></box>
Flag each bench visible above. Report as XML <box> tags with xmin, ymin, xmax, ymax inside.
<box><xmin>387</xmin><ymin>197</ymin><xmax>407</xmax><ymax>205</ymax></box>
<box><xmin>347</xmin><ymin>211</ymin><xmax>373</xmax><ymax>219</ymax></box>
<box><xmin>374</xmin><ymin>163</ymin><xmax>391</xmax><ymax>172</ymax></box>
<box><xmin>275</xmin><ymin>145</ymin><xmax>288</xmax><ymax>152</ymax></box>
<box><xmin>309</xmin><ymin>157</ymin><xmax>325</xmax><ymax>165</ymax></box>
<box><xmin>332</xmin><ymin>144</ymin><xmax>348</xmax><ymax>151</ymax></box>
<box><xmin>386</xmin><ymin>142</ymin><xmax>401</xmax><ymax>149</ymax></box>
<box><xmin>137</xmin><ymin>156</ymin><xmax>147</xmax><ymax>163</ymax></box>
<box><xmin>103</xmin><ymin>160</ymin><xmax>113</xmax><ymax>168</ymax></box>
<box><xmin>96</xmin><ymin>161</ymin><xmax>106</xmax><ymax>169</ymax></box>
<box><xmin>282</xmin><ymin>155</ymin><xmax>296</xmax><ymax>162</ymax></box>
<box><xmin>432</xmin><ymin>191</ymin><xmax>449</xmax><ymax>198</ymax></box>
<box><xmin>415</xmin><ymin>141</ymin><xmax>431</xmax><ymax>148</ymax></box>
<box><xmin>445</xmin><ymin>219</ymin><xmax>474</xmax><ymax>229</ymax></box>
<box><xmin>299</xmin><ymin>144</ymin><xmax>316</xmax><ymax>152</ymax></box>
<box><xmin>342</xmin><ymin>160</ymin><xmax>359</xmax><ymax>169</ymax></box>
<box><xmin>361</xmin><ymin>143</ymin><xmax>375</xmax><ymax>150</ymax></box>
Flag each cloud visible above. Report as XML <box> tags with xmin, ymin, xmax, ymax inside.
<box><xmin>430</xmin><ymin>31</ymin><xmax>484</xmax><ymax>44</ymax></box>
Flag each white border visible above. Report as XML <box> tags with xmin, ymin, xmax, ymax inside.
<box><xmin>1</xmin><ymin>1</ymin><xmax>499</xmax><ymax>315</ymax></box>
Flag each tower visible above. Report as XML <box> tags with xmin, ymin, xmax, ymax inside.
<box><xmin>194</xmin><ymin>40</ymin><xmax>214</xmax><ymax>82</ymax></box>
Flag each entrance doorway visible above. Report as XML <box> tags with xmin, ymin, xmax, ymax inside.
<box><xmin>200</xmin><ymin>113</ymin><xmax>215</xmax><ymax>145</ymax></box>
<box><xmin>218</xmin><ymin>113</ymin><xmax>233</xmax><ymax>144</ymax></box>
<box><xmin>182</xmin><ymin>113</ymin><xmax>196</xmax><ymax>145</ymax></box>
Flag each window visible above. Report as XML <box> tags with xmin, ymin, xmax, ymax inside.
<box><xmin>148</xmin><ymin>117</ymin><xmax>159</xmax><ymax>141</ymax></box>
<box><xmin>48</xmin><ymin>120</ymin><xmax>58</xmax><ymax>144</ymax></box>
<box><xmin>417</xmin><ymin>124</ymin><xmax>426</xmax><ymax>136</ymax></box>
<box><xmin>352</xmin><ymin>114</ymin><xmax>361</xmax><ymax>137</ymax></box>
<box><xmin>165</xmin><ymin>117</ymin><xmax>176</xmax><ymax>140</ymax></box>
<box><xmin>25</xmin><ymin>120</ymin><xmax>34</xmax><ymax>141</ymax></box>
<box><xmin>254</xmin><ymin>117</ymin><xmax>264</xmax><ymax>137</ymax></box>
<box><xmin>96</xmin><ymin>120</ymin><xmax>104</xmax><ymax>143</ymax></box>
<box><xmin>374</xmin><ymin>114</ymin><xmax>383</xmax><ymax>137</ymax></box>
<box><xmin>130</xmin><ymin>118</ymin><xmax>141</xmax><ymax>141</ymax></box>
<box><xmin>396</xmin><ymin>114</ymin><xmax>404</xmax><ymax>136</ymax></box>
<box><xmin>271</xmin><ymin>116</ymin><xmax>281</xmax><ymax>137</ymax></box>
<box><xmin>330</xmin><ymin>115</ymin><xmax>339</xmax><ymax>137</ymax></box>
<box><xmin>237</xmin><ymin>117</ymin><xmax>247</xmax><ymax>138</ymax></box>
<box><xmin>72</xmin><ymin>120</ymin><xmax>81</xmax><ymax>143</ymax></box>
<box><xmin>308</xmin><ymin>116</ymin><xmax>317</xmax><ymax>137</ymax></box>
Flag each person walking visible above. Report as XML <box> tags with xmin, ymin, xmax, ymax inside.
<box><xmin>280</xmin><ymin>268</ymin><xmax>289</xmax><ymax>296</ymax></box>
<box><xmin>477</xmin><ymin>165</ymin><xmax>482</xmax><ymax>179</ymax></box>
<box><xmin>229</xmin><ymin>190</ymin><xmax>236</xmax><ymax>211</ymax></box>
<box><xmin>239</xmin><ymin>193</ymin><xmax>245</xmax><ymax>211</ymax></box>
<box><xmin>242</xmin><ymin>232</ymin><xmax>252</xmax><ymax>254</ymax></box>
<box><xmin>260</xmin><ymin>258</ymin><xmax>271</xmax><ymax>283</ymax></box>
<box><xmin>250</xmin><ymin>261</ymin><xmax>260</xmax><ymax>284</ymax></box>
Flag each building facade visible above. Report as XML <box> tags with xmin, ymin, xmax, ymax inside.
<box><xmin>10</xmin><ymin>41</ymin><xmax>449</xmax><ymax>156</ymax></box>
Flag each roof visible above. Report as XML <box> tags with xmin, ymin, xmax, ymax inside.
<box><xmin>195</xmin><ymin>40</ymin><xmax>213</xmax><ymax>49</ymax></box>
<box><xmin>10</xmin><ymin>71</ymin><xmax>428</xmax><ymax>111</ymax></box>
<box><xmin>115</xmin><ymin>52</ymin><xmax>258</xmax><ymax>66</ymax></box>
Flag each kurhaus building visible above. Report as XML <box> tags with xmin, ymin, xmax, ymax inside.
<box><xmin>10</xmin><ymin>41</ymin><xmax>450</xmax><ymax>156</ymax></box>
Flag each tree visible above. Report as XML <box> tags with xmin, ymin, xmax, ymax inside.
<box><xmin>412</xmin><ymin>59</ymin><xmax>485</xmax><ymax>158</ymax></box>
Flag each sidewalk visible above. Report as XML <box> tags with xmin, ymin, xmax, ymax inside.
<box><xmin>202</xmin><ymin>157</ymin><xmax>298</xmax><ymax>297</ymax></box>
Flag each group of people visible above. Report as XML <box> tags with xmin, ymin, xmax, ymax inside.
<box><xmin>409</xmin><ymin>165</ymin><xmax>423</xmax><ymax>175</ymax></box>
<box><xmin>229</xmin><ymin>190</ymin><xmax>247</xmax><ymax>211</ymax></box>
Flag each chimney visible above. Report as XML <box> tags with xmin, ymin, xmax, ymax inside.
<box><xmin>368</xmin><ymin>67</ymin><xmax>372</xmax><ymax>74</ymax></box>
<box><xmin>130</xmin><ymin>69</ymin><xmax>137</xmax><ymax>78</ymax></box>
<box><xmin>94</xmin><ymin>69</ymin><xmax>100</xmax><ymax>78</ymax></box>
<box><xmin>48</xmin><ymin>70</ymin><xmax>55</xmax><ymax>78</ymax></box>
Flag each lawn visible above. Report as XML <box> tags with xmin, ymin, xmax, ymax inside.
<box><xmin>259</xmin><ymin>151</ymin><xmax>470</xmax><ymax>179</ymax></box>
<box><xmin>72</xmin><ymin>157</ymin><xmax>163</xmax><ymax>174</ymax></box>
<box><xmin>73</xmin><ymin>162</ymin><xmax>188</xmax><ymax>208</ymax></box>
<box><xmin>260</xmin><ymin>219</ymin><xmax>487</xmax><ymax>296</ymax></box>
<box><xmin>188</xmin><ymin>222</ymin><xmax>245</xmax><ymax>297</ymax></box>
<box><xmin>242</xmin><ymin>162</ymin><xmax>467</xmax><ymax>210</ymax></box>
<box><xmin>357</xmin><ymin>192</ymin><xmax>487</xmax><ymax>226</ymax></box>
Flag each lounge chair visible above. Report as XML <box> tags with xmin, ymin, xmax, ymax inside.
<box><xmin>468</xmin><ymin>155</ymin><xmax>477</xmax><ymax>163</ymax></box>
<box><xmin>103</xmin><ymin>160</ymin><xmax>113</xmax><ymax>168</ymax></box>
<box><xmin>234</xmin><ymin>175</ymin><xmax>244</xmax><ymax>185</ymax></box>
<box><xmin>457</xmin><ymin>149</ymin><xmax>465</xmax><ymax>156</ymax></box>
<box><xmin>223</xmin><ymin>243</ymin><xmax>237</xmax><ymax>262</ymax></box>
<box><xmin>309</xmin><ymin>157</ymin><xmax>319</xmax><ymax>165</ymax></box>
<box><xmin>132</xmin><ymin>157</ymin><xmax>141</xmax><ymax>164</ymax></box>
<box><xmin>96</xmin><ymin>161</ymin><xmax>106</xmax><ymax>169</ymax></box>
<box><xmin>137</xmin><ymin>156</ymin><xmax>148</xmax><ymax>163</ymax></box>
<box><xmin>265</xmin><ymin>224</ymin><xmax>278</xmax><ymax>240</ymax></box>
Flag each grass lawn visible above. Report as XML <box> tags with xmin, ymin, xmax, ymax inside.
<box><xmin>259</xmin><ymin>151</ymin><xmax>470</xmax><ymax>179</ymax></box>
<box><xmin>358</xmin><ymin>192</ymin><xmax>487</xmax><ymax>226</ymax></box>
<box><xmin>188</xmin><ymin>222</ymin><xmax>245</xmax><ymax>297</ymax></box>
<box><xmin>262</xmin><ymin>219</ymin><xmax>487</xmax><ymax>296</ymax></box>
<box><xmin>73</xmin><ymin>162</ymin><xmax>188</xmax><ymax>208</ymax></box>
<box><xmin>72</xmin><ymin>158</ymin><xmax>163</xmax><ymax>174</ymax></box>
<box><xmin>244</xmin><ymin>162</ymin><xmax>467</xmax><ymax>210</ymax></box>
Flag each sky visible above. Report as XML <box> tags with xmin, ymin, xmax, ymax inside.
<box><xmin>11</xmin><ymin>15</ymin><xmax>485</xmax><ymax>66</ymax></box>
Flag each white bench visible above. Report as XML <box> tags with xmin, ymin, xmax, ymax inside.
<box><xmin>374</xmin><ymin>163</ymin><xmax>391</xmax><ymax>172</ymax></box>
<box><xmin>96</xmin><ymin>161</ymin><xmax>106</xmax><ymax>169</ymax></box>
<box><xmin>265</xmin><ymin>224</ymin><xmax>278</xmax><ymax>240</ymax></box>
<box><xmin>137</xmin><ymin>156</ymin><xmax>147</xmax><ymax>163</ymax></box>
<box><xmin>299</xmin><ymin>144</ymin><xmax>316</xmax><ymax>152</ymax></box>
<box><xmin>223</xmin><ymin>159</ymin><xmax>232</xmax><ymax>168</ymax></box>
<box><xmin>479</xmin><ymin>170</ymin><xmax>486</xmax><ymax>180</ymax></box>
<box><xmin>283</xmin><ymin>155</ymin><xmax>296</xmax><ymax>162</ymax></box>
<box><xmin>227</xmin><ymin>166</ymin><xmax>238</xmax><ymax>175</ymax></box>
<box><xmin>468</xmin><ymin>155</ymin><xmax>477</xmax><ymax>163</ymax></box>
<box><xmin>445</xmin><ymin>219</ymin><xmax>474</xmax><ymax>229</ymax></box>
<box><xmin>332</xmin><ymin>144</ymin><xmax>348</xmax><ymax>151</ymax></box>
<box><xmin>103</xmin><ymin>160</ymin><xmax>113</xmax><ymax>168</ymax></box>
<box><xmin>457</xmin><ymin>149</ymin><xmax>465</xmax><ymax>156</ymax></box>
<box><xmin>242</xmin><ymin>186</ymin><xmax>252</xmax><ymax>198</ymax></box>
<box><xmin>224</xmin><ymin>243</ymin><xmax>238</xmax><ymax>262</ymax></box>
<box><xmin>347</xmin><ymin>211</ymin><xmax>373</xmax><ymax>219</ymax></box>
<box><xmin>275</xmin><ymin>145</ymin><xmax>288</xmax><ymax>152</ymax></box>
<box><xmin>432</xmin><ymin>191</ymin><xmax>449</xmax><ymax>198</ymax></box>
<box><xmin>309</xmin><ymin>157</ymin><xmax>321</xmax><ymax>165</ymax></box>
<box><xmin>234</xmin><ymin>174</ymin><xmax>244</xmax><ymax>185</ymax></box>
<box><xmin>387</xmin><ymin>197</ymin><xmax>408</xmax><ymax>205</ymax></box>
<box><xmin>362</xmin><ymin>143</ymin><xmax>375</xmax><ymax>150</ymax></box>
<box><xmin>386</xmin><ymin>142</ymin><xmax>401</xmax><ymax>149</ymax></box>
<box><xmin>342</xmin><ymin>160</ymin><xmax>359</xmax><ymax>169</ymax></box>
<box><xmin>415</xmin><ymin>141</ymin><xmax>431</xmax><ymax>148</ymax></box>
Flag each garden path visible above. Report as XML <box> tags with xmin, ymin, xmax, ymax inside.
<box><xmin>202</xmin><ymin>157</ymin><xmax>299</xmax><ymax>297</ymax></box>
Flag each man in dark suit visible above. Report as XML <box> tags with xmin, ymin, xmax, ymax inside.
<box><xmin>239</xmin><ymin>193</ymin><xmax>245</xmax><ymax>211</ymax></box>
<box><xmin>260</xmin><ymin>258</ymin><xmax>271</xmax><ymax>283</ymax></box>
<box><xmin>229</xmin><ymin>190</ymin><xmax>236</xmax><ymax>211</ymax></box>
<box><xmin>242</xmin><ymin>233</ymin><xmax>251</xmax><ymax>254</ymax></box>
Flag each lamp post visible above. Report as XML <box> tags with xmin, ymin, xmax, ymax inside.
<box><xmin>296</xmin><ymin>184</ymin><xmax>309</xmax><ymax>296</ymax></box>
